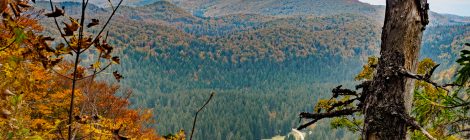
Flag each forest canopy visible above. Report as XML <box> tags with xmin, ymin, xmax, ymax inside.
<box><xmin>1</xmin><ymin>0</ymin><xmax>470</xmax><ymax>140</ymax></box>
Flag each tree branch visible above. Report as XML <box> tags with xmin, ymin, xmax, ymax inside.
<box><xmin>51</xmin><ymin>68</ymin><xmax>73</xmax><ymax>80</ymax></box>
<box><xmin>332</xmin><ymin>85</ymin><xmax>358</xmax><ymax>98</ymax></box>
<box><xmin>399</xmin><ymin>67</ymin><xmax>460</xmax><ymax>92</ymax></box>
<box><xmin>47</xmin><ymin>0</ymin><xmax>72</xmax><ymax>49</ymax></box>
<box><xmin>395</xmin><ymin>111</ymin><xmax>436</xmax><ymax>140</ymax></box>
<box><xmin>327</xmin><ymin>98</ymin><xmax>358</xmax><ymax>112</ymax></box>
<box><xmin>297</xmin><ymin>119</ymin><xmax>319</xmax><ymax>131</ymax></box>
<box><xmin>76</xmin><ymin>62</ymin><xmax>112</xmax><ymax>81</ymax></box>
<box><xmin>190</xmin><ymin>92</ymin><xmax>215</xmax><ymax>140</ymax></box>
<box><xmin>80</xmin><ymin>0</ymin><xmax>124</xmax><ymax>53</ymax></box>
<box><xmin>0</xmin><ymin>38</ymin><xmax>16</xmax><ymax>52</ymax></box>
<box><xmin>297</xmin><ymin>108</ymin><xmax>360</xmax><ymax>130</ymax></box>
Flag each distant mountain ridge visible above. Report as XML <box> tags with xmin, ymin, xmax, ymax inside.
<box><xmin>34</xmin><ymin>0</ymin><xmax>470</xmax><ymax>61</ymax></box>
<box><xmin>166</xmin><ymin>0</ymin><xmax>377</xmax><ymax>17</ymax></box>
<box><xmin>45</xmin><ymin>0</ymin><xmax>470</xmax><ymax>26</ymax></box>
<box><xmin>50</xmin><ymin>0</ymin><xmax>379</xmax><ymax>17</ymax></box>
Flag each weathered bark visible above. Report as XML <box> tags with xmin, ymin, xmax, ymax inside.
<box><xmin>363</xmin><ymin>0</ymin><xmax>428</xmax><ymax>139</ymax></box>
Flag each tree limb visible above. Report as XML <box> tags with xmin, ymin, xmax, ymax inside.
<box><xmin>395</xmin><ymin>111</ymin><xmax>436</xmax><ymax>140</ymax></box>
<box><xmin>399</xmin><ymin>68</ymin><xmax>460</xmax><ymax>92</ymax></box>
<box><xmin>332</xmin><ymin>85</ymin><xmax>358</xmax><ymax>98</ymax></box>
<box><xmin>297</xmin><ymin>108</ymin><xmax>360</xmax><ymax>130</ymax></box>
<box><xmin>327</xmin><ymin>98</ymin><xmax>358</xmax><ymax>112</ymax></box>
<box><xmin>297</xmin><ymin>119</ymin><xmax>319</xmax><ymax>131</ymax></box>
<box><xmin>190</xmin><ymin>92</ymin><xmax>215</xmax><ymax>140</ymax></box>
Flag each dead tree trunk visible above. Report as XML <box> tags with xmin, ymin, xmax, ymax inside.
<box><xmin>363</xmin><ymin>0</ymin><xmax>429</xmax><ymax>139</ymax></box>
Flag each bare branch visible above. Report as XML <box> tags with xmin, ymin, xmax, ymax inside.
<box><xmin>399</xmin><ymin>68</ymin><xmax>460</xmax><ymax>92</ymax></box>
<box><xmin>425</xmin><ymin>64</ymin><xmax>439</xmax><ymax>80</ymax></box>
<box><xmin>190</xmin><ymin>92</ymin><xmax>215</xmax><ymax>140</ymax></box>
<box><xmin>51</xmin><ymin>68</ymin><xmax>73</xmax><ymax>80</ymax></box>
<box><xmin>297</xmin><ymin>108</ymin><xmax>360</xmax><ymax>130</ymax></box>
<box><xmin>327</xmin><ymin>98</ymin><xmax>358</xmax><ymax>112</ymax></box>
<box><xmin>395</xmin><ymin>112</ymin><xmax>436</xmax><ymax>140</ymax></box>
<box><xmin>76</xmin><ymin>62</ymin><xmax>112</xmax><ymax>81</ymax></box>
<box><xmin>447</xmin><ymin>102</ymin><xmax>470</xmax><ymax>108</ymax></box>
<box><xmin>417</xmin><ymin>125</ymin><xmax>437</xmax><ymax>140</ymax></box>
<box><xmin>332</xmin><ymin>85</ymin><xmax>358</xmax><ymax>98</ymax></box>
<box><xmin>300</xmin><ymin>108</ymin><xmax>360</xmax><ymax>119</ymax></box>
<box><xmin>447</xmin><ymin>128</ymin><xmax>470</xmax><ymax>138</ymax></box>
<box><xmin>297</xmin><ymin>119</ymin><xmax>319</xmax><ymax>131</ymax></box>
<box><xmin>351</xmin><ymin>117</ymin><xmax>363</xmax><ymax>133</ymax></box>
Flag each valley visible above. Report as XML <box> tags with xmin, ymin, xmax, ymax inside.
<box><xmin>35</xmin><ymin>0</ymin><xmax>470</xmax><ymax>139</ymax></box>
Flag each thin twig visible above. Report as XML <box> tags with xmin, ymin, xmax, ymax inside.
<box><xmin>76</xmin><ymin>62</ymin><xmax>112</xmax><ymax>81</ymax></box>
<box><xmin>447</xmin><ymin>102</ymin><xmax>470</xmax><ymax>108</ymax></box>
<box><xmin>447</xmin><ymin>127</ymin><xmax>470</xmax><ymax>136</ymax></box>
<box><xmin>80</xmin><ymin>0</ymin><xmax>123</xmax><ymax>53</ymax></box>
<box><xmin>417</xmin><ymin>92</ymin><xmax>470</xmax><ymax>108</ymax></box>
<box><xmin>417</xmin><ymin>126</ymin><xmax>437</xmax><ymax>140</ymax></box>
<box><xmin>0</xmin><ymin>38</ymin><xmax>17</xmax><ymax>52</ymax></box>
<box><xmin>47</xmin><ymin>0</ymin><xmax>72</xmax><ymax>48</ymax></box>
<box><xmin>351</xmin><ymin>117</ymin><xmax>363</xmax><ymax>133</ymax></box>
<box><xmin>327</xmin><ymin>98</ymin><xmax>358</xmax><ymax>112</ymax></box>
<box><xmin>190</xmin><ymin>92</ymin><xmax>215</xmax><ymax>140</ymax></box>
<box><xmin>51</xmin><ymin>68</ymin><xmax>73</xmax><ymax>80</ymax></box>
<box><xmin>399</xmin><ymin>68</ymin><xmax>461</xmax><ymax>92</ymax></box>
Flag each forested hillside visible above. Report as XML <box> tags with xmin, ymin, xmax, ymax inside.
<box><xmin>32</xmin><ymin>0</ymin><xmax>470</xmax><ymax>139</ymax></box>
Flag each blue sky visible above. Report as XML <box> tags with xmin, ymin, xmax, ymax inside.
<box><xmin>359</xmin><ymin>0</ymin><xmax>470</xmax><ymax>16</ymax></box>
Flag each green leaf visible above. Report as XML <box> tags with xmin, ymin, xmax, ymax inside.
<box><xmin>13</xmin><ymin>28</ymin><xmax>26</xmax><ymax>43</ymax></box>
<box><xmin>10</xmin><ymin>94</ymin><xmax>23</xmax><ymax>106</ymax></box>
<box><xmin>7</xmin><ymin>132</ymin><xmax>13</xmax><ymax>140</ymax></box>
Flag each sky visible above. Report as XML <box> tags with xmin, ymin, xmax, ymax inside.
<box><xmin>359</xmin><ymin>0</ymin><xmax>470</xmax><ymax>16</ymax></box>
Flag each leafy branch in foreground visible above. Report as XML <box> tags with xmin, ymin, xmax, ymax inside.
<box><xmin>43</xmin><ymin>0</ymin><xmax>125</xmax><ymax>139</ymax></box>
<box><xmin>2</xmin><ymin>1</ymin><xmax>159</xmax><ymax>139</ymax></box>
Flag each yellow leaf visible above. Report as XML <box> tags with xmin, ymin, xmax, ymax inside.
<box><xmin>93</xmin><ymin>61</ymin><xmax>101</xmax><ymax>69</ymax></box>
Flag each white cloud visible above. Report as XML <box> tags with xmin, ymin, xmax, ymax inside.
<box><xmin>359</xmin><ymin>0</ymin><xmax>470</xmax><ymax>16</ymax></box>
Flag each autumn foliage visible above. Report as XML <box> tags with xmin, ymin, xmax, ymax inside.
<box><xmin>0</xmin><ymin>0</ymin><xmax>162</xmax><ymax>139</ymax></box>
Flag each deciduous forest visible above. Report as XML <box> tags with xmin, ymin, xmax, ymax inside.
<box><xmin>1</xmin><ymin>0</ymin><xmax>469</xmax><ymax>140</ymax></box>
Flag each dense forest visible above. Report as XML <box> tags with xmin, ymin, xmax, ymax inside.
<box><xmin>1</xmin><ymin>0</ymin><xmax>470</xmax><ymax>139</ymax></box>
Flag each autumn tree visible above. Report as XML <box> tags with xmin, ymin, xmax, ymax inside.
<box><xmin>40</xmin><ymin>0</ymin><xmax>126</xmax><ymax>138</ymax></box>
<box><xmin>1</xmin><ymin>0</ymin><xmax>162</xmax><ymax>139</ymax></box>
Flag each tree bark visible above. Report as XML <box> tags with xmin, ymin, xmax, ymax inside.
<box><xmin>363</xmin><ymin>0</ymin><xmax>428</xmax><ymax>139</ymax></box>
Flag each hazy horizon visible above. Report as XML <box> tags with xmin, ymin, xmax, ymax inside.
<box><xmin>359</xmin><ymin>0</ymin><xmax>470</xmax><ymax>16</ymax></box>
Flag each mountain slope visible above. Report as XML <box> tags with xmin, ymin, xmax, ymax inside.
<box><xmin>170</xmin><ymin>0</ymin><xmax>378</xmax><ymax>17</ymax></box>
<box><xmin>34</xmin><ymin>1</ymin><xmax>470</xmax><ymax>139</ymax></box>
<box><xmin>115</xmin><ymin>0</ymin><xmax>381</xmax><ymax>17</ymax></box>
